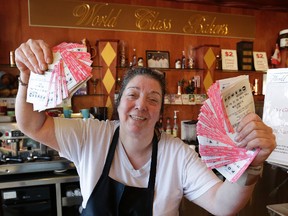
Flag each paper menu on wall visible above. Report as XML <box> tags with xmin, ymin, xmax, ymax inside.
<box><xmin>197</xmin><ymin>75</ymin><xmax>259</xmax><ymax>182</ymax></box>
<box><xmin>26</xmin><ymin>42</ymin><xmax>93</xmax><ymax>111</ymax></box>
<box><xmin>263</xmin><ymin>68</ymin><xmax>288</xmax><ymax>167</ymax></box>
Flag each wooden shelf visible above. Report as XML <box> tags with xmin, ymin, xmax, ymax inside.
<box><xmin>214</xmin><ymin>69</ymin><xmax>267</xmax><ymax>74</ymax></box>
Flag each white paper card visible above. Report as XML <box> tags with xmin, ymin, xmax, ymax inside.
<box><xmin>253</xmin><ymin>51</ymin><xmax>268</xmax><ymax>71</ymax></box>
<box><xmin>221</xmin><ymin>49</ymin><xmax>238</xmax><ymax>71</ymax></box>
<box><xmin>263</xmin><ymin>68</ymin><xmax>288</xmax><ymax>166</ymax></box>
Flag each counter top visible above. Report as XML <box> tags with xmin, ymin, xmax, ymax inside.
<box><xmin>0</xmin><ymin>169</ymin><xmax>79</xmax><ymax>189</ymax></box>
<box><xmin>267</xmin><ymin>203</ymin><xmax>288</xmax><ymax>216</ymax></box>
<box><xmin>0</xmin><ymin>158</ymin><xmax>75</xmax><ymax>176</ymax></box>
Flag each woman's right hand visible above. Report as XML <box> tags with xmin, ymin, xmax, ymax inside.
<box><xmin>15</xmin><ymin>39</ymin><xmax>53</xmax><ymax>75</ymax></box>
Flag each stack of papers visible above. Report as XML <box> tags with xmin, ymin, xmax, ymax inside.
<box><xmin>27</xmin><ymin>42</ymin><xmax>93</xmax><ymax>111</ymax></box>
<box><xmin>197</xmin><ymin>75</ymin><xmax>260</xmax><ymax>182</ymax></box>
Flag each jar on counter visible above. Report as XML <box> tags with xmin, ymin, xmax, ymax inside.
<box><xmin>137</xmin><ymin>57</ymin><xmax>144</xmax><ymax>67</ymax></box>
<box><xmin>279</xmin><ymin>29</ymin><xmax>288</xmax><ymax>49</ymax></box>
<box><xmin>175</xmin><ymin>59</ymin><xmax>181</xmax><ymax>69</ymax></box>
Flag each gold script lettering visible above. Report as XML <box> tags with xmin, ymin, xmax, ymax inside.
<box><xmin>73</xmin><ymin>3</ymin><xmax>122</xmax><ymax>28</ymax></box>
<box><xmin>183</xmin><ymin>14</ymin><xmax>228</xmax><ymax>35</ymax></box>
<box><xmin>135</xmin><ymin>9</ymin><xmax>171</xmax><ymax>31</ymax></box>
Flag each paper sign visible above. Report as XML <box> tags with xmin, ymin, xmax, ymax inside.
<box><xmin>221</xmin><ymin>49</ymin><xmax>238</xmax><ymax>71</ymax></box>
<box><xmin>253</xmin><ymin>51</ymin><xmax>268</xmax><ymax>71</ymax></box>
<box><xmin>263</xmin><ymin>68</ymin><xmax>288</xmax><ymax>167</ymax></box>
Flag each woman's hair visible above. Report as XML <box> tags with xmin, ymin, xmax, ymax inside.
<box><xmin>115</xmin><ymin>67</ymin><xmax>166</xmax><ymax>115</ymax></box>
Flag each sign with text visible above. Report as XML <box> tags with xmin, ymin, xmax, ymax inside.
<box><xmin>253</xmin><ymin>51</ymin><xmax>268</xmax><ymax>71</ymax></box>
<box><xmin>28</xmin><ymin>0</ymin><xmax>255</xmax><ymax>39</ymax></box>
<box><xmin>263</xmin><ymin>68</ymin><xmax>288</xmax><ymax>167</ymax></box>
<box><xmin>221</xmin><ymin>49</ymin><xmax>238</xmax><ymax>70</ymax></box>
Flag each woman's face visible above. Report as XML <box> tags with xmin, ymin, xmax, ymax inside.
<box><xmin>117</xmin><ymin>75</ymin><xmax>162</xmax><ymax>135</ymax></box>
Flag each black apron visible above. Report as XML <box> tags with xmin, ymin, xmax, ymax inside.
<box><xmin>81</xmin><ymin>127</ymin><xmax>158</xmax><ymax>216</ymax></box>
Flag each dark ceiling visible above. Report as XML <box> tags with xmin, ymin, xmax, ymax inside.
<box><xmin>170</xmin><ymin>0</ymin><xmax>288</xmax><ymax>12</ymax></box>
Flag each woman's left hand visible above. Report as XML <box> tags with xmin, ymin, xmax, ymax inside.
<box><xmin>234</xmin><ymin>113</ymin><xmax>276</xmax><ymax>166</ymax></box>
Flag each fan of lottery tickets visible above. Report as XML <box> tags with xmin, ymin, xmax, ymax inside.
<box><xmin>26</xmin><ymin>42</ymin><xmax>93</xmax><ymax>111</ymax></box>
<box><xmin>197</xmin><ymin>75</ymin><xmax>260</xmax><ymax>182</ymax></box>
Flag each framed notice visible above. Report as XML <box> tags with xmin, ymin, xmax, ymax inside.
<box><xmin>263</xmin><ymin>68</ymin><xmax>288</xmax><ymax>167</ymax></box>
<box><xmin>221</xmin><ymin>49</ymin><xmax>238</xmax><ymax>71</ymax></box>
<box><xmin>253</xmin><ymin>51</ymin><xmax>268</xmax><ymax>71</ymax></box>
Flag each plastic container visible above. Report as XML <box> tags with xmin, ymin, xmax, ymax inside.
<box><xmin>279</xmin><ymin>29</ymin><xmax>288</xmax><ymax>49</ymax></box>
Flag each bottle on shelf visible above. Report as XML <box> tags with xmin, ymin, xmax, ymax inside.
<box><xmin>177</xmin><ymin>79</ymin><xmax>184</xmax><ymax>95</ymax></box>
<box><xmin>172</xmin><ymin>110</ymin><xmax>179</xmax><ymax>137</ymax></box>
<box><xmin>9</xmin><ymin>51</ymin><xmax>16</xmax><ymax>67</ymax></box>
<box><xmin>119</xmin><ymin>40</ymin><xmax>127</xmax><ymax>68</ymax></box>
<box><xmin>158</xmin><ymin>116</ymin><xmax>164</xmax><ymax>133</ymax></box>
<box><xmin>175</xmin><ymin>59</ymin><xmax>181</xmax><ymax>69</ymax></box>
<box><xmin>187</xmin><ymin>45</ymin><xmax>195</xmax><ymax>69</ymax></box>
<box><xmin>215</xmin><ymin>54</ymin><xmax>222</xmax><ymax>70</ymax></box>
<box><xmin>132</xmin><ymin>48</ymin><xmax>137</xmax><ymax>67</ymax></box>
<box><xmin>181</xmin><ymin>50</ymin><xmax>186</xmax><ymax>69</ymax></box>
<box><xmin>188</xmin><ymin>56</ymin><xmax>195</xmax><ymax>69</ymax></box>
<box><xmin>165</xmin><ymin>117</ymin><xmax>171</xmax><ymax>135</ymax></box>
<box><xmin>137</xmin><ymin>57</ymin><xmax>144</xmax><ymax>67</ymax></box>
<box><xmin>177</xmin><ymin>81</ymin><xmax>182</xmax><ymax>95</ymax></box>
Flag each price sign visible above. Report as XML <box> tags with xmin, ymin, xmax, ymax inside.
<box><xmin>221</xmin><ymin>49</ymin><xmax>238</xmax><ymax>70</ymax></box>
<box><xmin>253</xmin><ymin>51</ymin><xmax>268</xmax><ymax>71</ymax></box>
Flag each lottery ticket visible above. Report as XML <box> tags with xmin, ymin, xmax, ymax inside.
<box><xmin>26</xmin><ymin>42</ymin><xmax>92</xmax><ymax>111</ymax></box>
<box><xmin>197</xmin><ymin>75</ymin><xmax>259</xmax><ymax>182</ymax></box>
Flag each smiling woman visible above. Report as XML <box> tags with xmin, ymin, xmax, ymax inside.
<box><xmin>14</xmin><ymin>38</ymin><xmax>276</xmax><ymax>215</ymax></box>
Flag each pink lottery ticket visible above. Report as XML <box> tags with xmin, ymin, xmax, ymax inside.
<box><xmin>27</xmin><ymin>42</ymin><xmax>93</xmax><ymax>111</ymax></box>
<box><xmin>196</xmin><ymin>75</ymin><xmax>259</xmax><ymax>182</ymax></box>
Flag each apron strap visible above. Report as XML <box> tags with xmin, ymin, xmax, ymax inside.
<box><xmin>148</xmin><ymin>132</ymin><xmax>158</xmax><ymax>190</ymax></box>
<box><xmin>102</xmin><ymin>126</ymin><xmax>158</xmax><ymax>190</ymax></box>
<box><xmin>101</xmin><ymin>126</ymin><xmax>120</xmax><ymax>176</ymax></box>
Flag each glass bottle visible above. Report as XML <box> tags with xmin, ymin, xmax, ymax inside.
<box><xmin>181</xmin><ymin>50</ymin><xmax>186</xmax><ymax>69</ymax></box>
<box><xmin>172</xmin><ymin>110</ymin><xmax>179</xmax><ymax>137</ymax></box>
<box><xmin>166</xmin><ymin>117</ymin><xmax>171</xmax><ymax>135</ymax></box>
<box><xmin>158</xmin><ymin>116</ymin><xmax>164</xmax><ymax>133</ymax></box>
<box><xmin>132</xmin><ymin>48</ymin><xmax>137</xmax><ymax>66</ymax></box>
<box><xmin>215</xmin><ymin>54</ymin><xmax>222</xmax><ymax>70</ymax></box>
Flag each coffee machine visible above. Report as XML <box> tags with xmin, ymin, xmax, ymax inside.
<box><xmin>0</xmin><ymin>122</ymin><xmax>75</xmax><ymax>175</ymax></box>
<box><xmin>0</xmin><ymin>123</ymin><xmax>53</xmax><ymax>163</ymax></box>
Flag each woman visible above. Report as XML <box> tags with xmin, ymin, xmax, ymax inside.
<box><xmin>15</xmin><ymin>39</ymin><xmax>276</xmax><ymax>216</ymax></box>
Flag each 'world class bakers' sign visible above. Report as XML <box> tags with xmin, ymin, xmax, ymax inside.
<box><xmin>29</xmin><ymin>0</ymin><xmax>255</xmax><ymax>39</ymax></box>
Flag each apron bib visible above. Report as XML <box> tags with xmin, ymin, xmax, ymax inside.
<box><xmin>81</xmin><ymin>127</ymin><xmax>158</xmax><ymax>216</ymax></box>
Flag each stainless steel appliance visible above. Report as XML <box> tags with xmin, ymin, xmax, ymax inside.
<box><xmin>0</xmin><ymin>122</ymin><xmax>75</xmax><ymax>175</ymax></box>
<box><xmin>1</xmin><ymin>185</ymin><xmax>57</xmax><ymax>216</ymax></box>
<box><xmin>0</xmin><ymin>123</ymin><xmax>79</xmax><ymax>216</ymax></box>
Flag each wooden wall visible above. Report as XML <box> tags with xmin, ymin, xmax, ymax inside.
<box><xmin>1</xmin><ymin>0</ymin><xmax>288</xmax><ymax>66</ymax></box>
<box><xmin>1</xmin><ymin>0</ymin><xmax>287</xmax><ymax>118</ymax></box>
